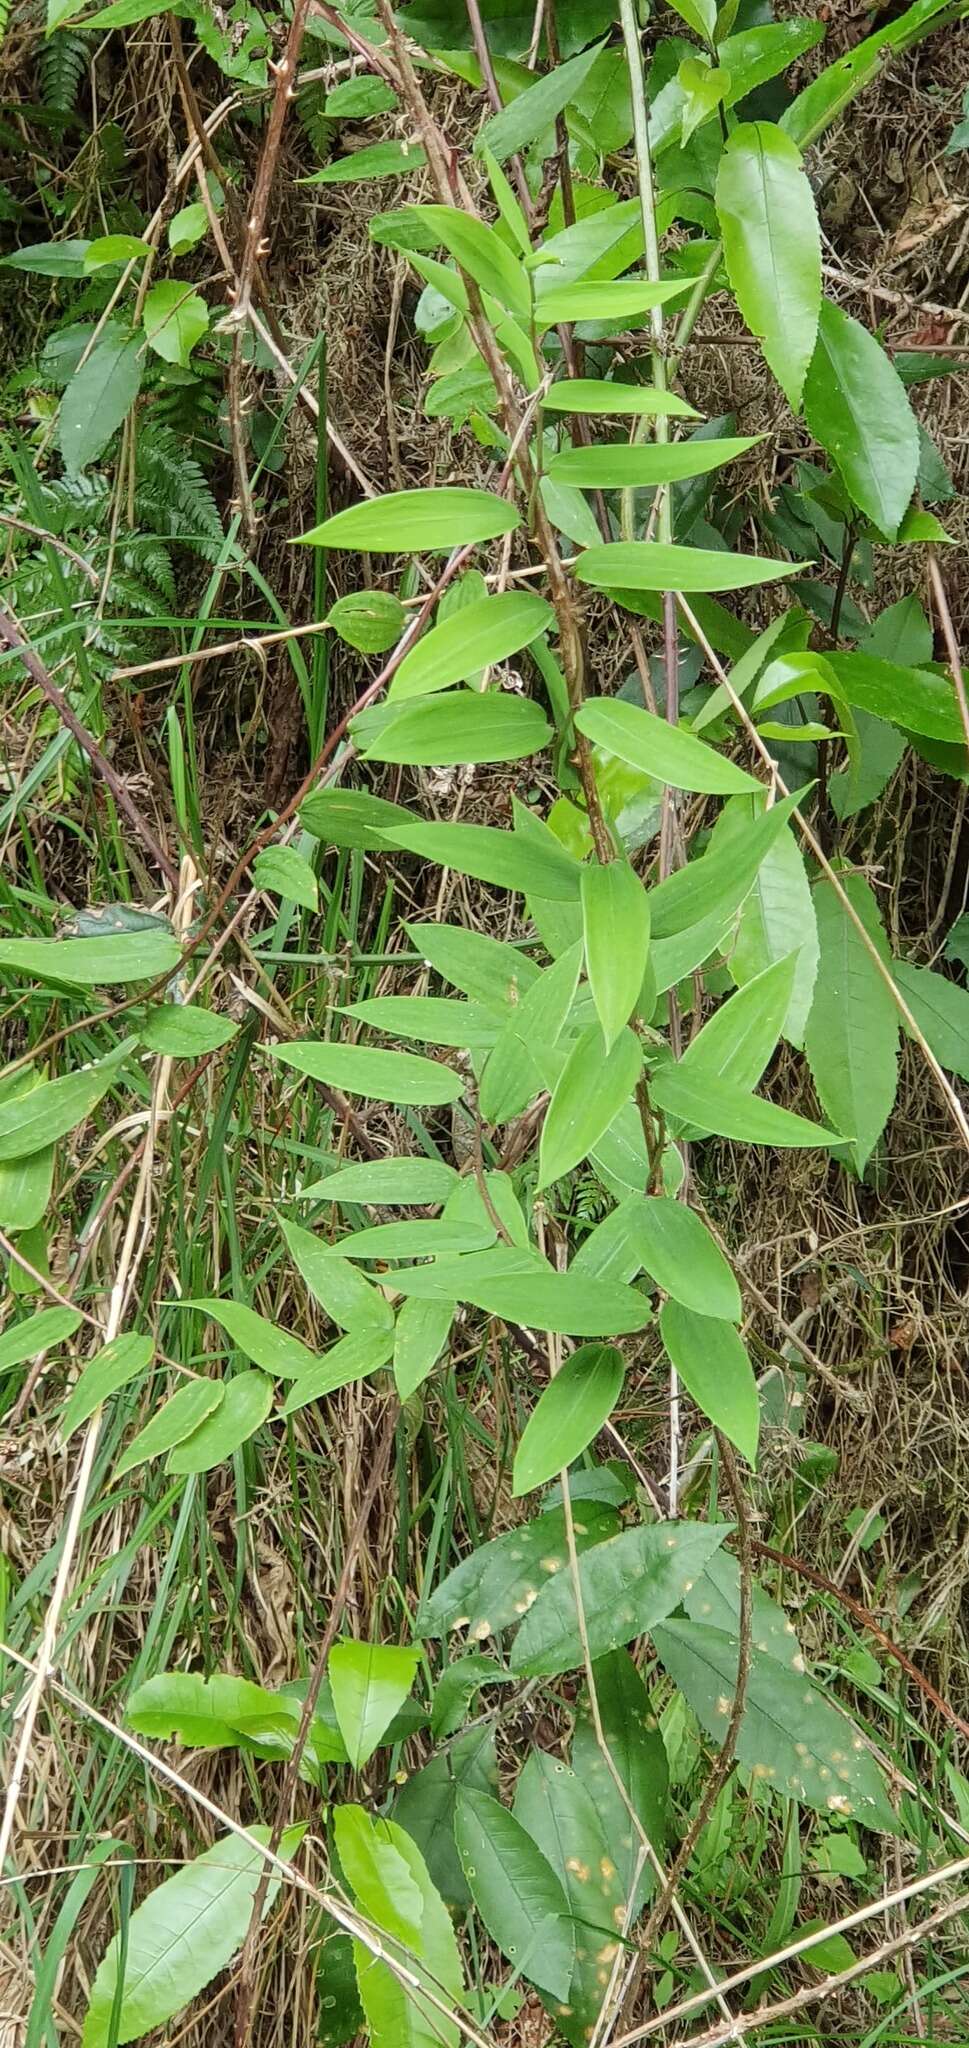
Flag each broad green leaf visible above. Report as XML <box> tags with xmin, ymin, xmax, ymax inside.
<box><xmin>269</xmin><ymin>1039</ymin><xmax>463</xmax><ymax>1106</ymax></box>
<box><xmin>410</xmin><ymin>205</ymin><xmax>530</xmax><ymax>321</ymax></box>
<box><xmin>300</xmin><ymin>786</ymin><xmax>413</xmax><ymax>849</ymax></box>
<box><xmin>648</xmin><ymin>788</ymin><xmax>803</xmax><ymax>939</ymax></box>
<box><xmin>327</xmin><ymin>590</ymin><xmax>407</xmax><ymax>653</ymax></box>
<box><xmin>307</xmin><ymin>1156</ymin><xmax>459</xmax><ymax>1207</ymax></box>
<box><xmin>666</xmin><ymin>0</ymin><xmax>716</xmax><ymax>35</ymax></box>
<box><xmin>541</xmin><ymin>375</ymin><xmax>697</xmax><ymax>417</ymax></box>
<box><xmin>2</xmin><ymin>238</ymin><xmax>91</xmax><ymax>276</ymax></box>
<box><xmin>166</xmin><ymin>1370</ymin><xmax>273</xmax><ymax>1473</ymax></box>
<box><xmin>512</xmin><ymin>1343</ymin><xmax>623</xmax><ymax>1495</ymax></box>
<box><xmin>571</xmin><ymin>1196</ymin><xmax>647</xmax><ymax>1285</ymax></box>
<box><xmin>0</xmin><ymin>1306</ymin><xmax>81</xmax><ymax>1374</ymax></box>
<box><xmin>576</xmin><ymin>697</ymin><xmax>758</xmax><ymax>795</ymax></box>
<box><xmin>385</xmin><ymin>821</ymin><xmax>580</xmax><ymax>900</ymax></box>
<box><xmin>573</xmin><ymin>542</ymin><xmax>798</xmax><ymax>594</ymax></box>
<box><xmin>394</xmin><ymin>1298</ymin><xmax>454</xmax><ymax>1399</ymax></box>
<box><xmin>631</xmin><ymin>1197</ymin><xmax>740</xmax><ymax>1320</ymax></box>
<box><xmin>650</xmin><ymin>1065</ymin><xmax>840</xmax><ymax>1147</ymax></box>
<box><xmin>513</xmin><ymin>1751</ymin><xmax>627</xmax><ymax>2041</ymax></box>
<box><xmin>480</xmin><ymin>941</ymin><xmax>583</xmax><ymax>1121</ymax></box>
<box><xmin>550</xmin><ymin>435</ymin><xmax>760</xmax><ymax>490</ymax></box>
<box><xmin>302</xmin><ymin>139</ymin><xmax>427</xmax><ymax>183</ymax></box>
<box><xmin>126</xmin><ymin>1671</ymin><xmax>292</xmax><ymax>1748</ymax></box>
<box><xmin>252</xmin><ymin>846</ymin><xmax>319</xmax><ymax>910</ymax></box>
<box><xmin>0</xmin><ymin>933</ymin><xmax>180</xmax><ymax>987</ymax></box>
<box><xmin>804</xmin><ymin>873</ymin><xmax>899</xmax><ymax>1175</ymax></box>
<box><xmin>417</xmin><ymin>1500</ymin><xmax>619</xmax><ymax>1638</ymax></box>
<box><xmin>539</xmin><ymin>1025</ymin><xmax>641</xmax><ymax>1187</ymax></box>
<box><xmin>60</xmin><ymin>1332</ymin><xmax>153</xmax><ymax>1442</ymax></box>
<box><xmin>281</xmin><ymin>1217</ymin><xmax>393</xmax><ymax>1333</ymax></box>
<box><xmin>180</xmin><ymin>1298</ymin><xmax>319</xmax><ymax>1379</ymax></box>
<box><xmin>319</xmin><ymin>1219</ymin><xmax>493</xmax><ymax>1261</ymax></box>
<box><xmin>826</xmin><ymin>651</ymin><xmax>964</xmax><ymax>744</ymax></box>
<box><xmin>728</xmin><ymin>823</ymin><xmax>819</xmax><ymax>1047</ymax></box>
<box><xmin>679</xmin><ymin>955</ymin><xmax>798</xmax><ymax>1095</ymax></box>
<box><xmin>341</xmin><ymin>996</ymin><xmax>500</xmax><ymax>1050</ymax></box>
<box><xmin>534</xmin><ymin>281</ymin><xmax>693</xmax><ymax>329</ymax></box>
<box><xmin>803</xmin><ymin>301</ymin><xmax>919</xmax><ymax>538</ymax></box>
<box><xmin>83</xmin><ymin>233</ymin><xmax>152</xmax><ymax>269</ymax></box>
<box><xmin>683</xmin><ymin>1550</ymin><xmax>803</xmax><ymax>1666</ymax></box>
<box><xmin>476</xmin><ymin>41</ymin><xmax>604</xmax><ymax>162</ymax></box>
<box><xmin>406</xmin><ymin>919</ymin><xmax>540</xmax><ymax>1005</ymax></box>
<box><xmin>660</xmin><ymin>1300</ymin><xmax>759</xmax><ymax>1463</ymax></box>
<box><xmin>140</xmin><ymin>1005</ymin><xmax>238</xmax><ymax>1056</ymax></box>
<box><xmin>115</xmin><ymin>1379</ymin><xmax>224</xmax><ymax>1477</ymax></box>
<box><xmin>280</xmin><ymin>1327</ymin><xmax>396</xmax><ymax>1413</ymax></box>
<box><xmin>454</xmin><ymin>1790</ymin><xmax>574</xmax><ymax>2000</ymax></box>
<box><xmin>336</xmin><ymin>1809</ymin><xmax>463</xmax><ymax>2048</ymax></box>
<box><xmin>81</xmin><ymin>1825</ymin><xmax>305</xmax><ymax>2047</ymax></box>
<box><xmin>388</xmin><ymin>592</ymin><xmax>554</xmax><ymax>700</ymax></box>
<box><xmin>581</xmin><ymin>862</ymin><xmax>650</xmax><ymax>1050</ymax></box>
<box><xmin>329</xmin><ymin>1641</ymin><xmax>420</xmax><ymax>1767</ymax></box>
<box><xmin>58</xmin><ymin>329</ymin><xmax>143</xmax><ymax>473</ymax></box>
<box><xmin>168</xmin><ymin>202</ymin><xmax>208</xmax><ymax>254</ymax></box>
<box><xmin>142</xmin><ymin>281</ymin><xmax>208</xmax><ymax>366</ymax></box>
<box><xmin>715</xmin><ymin>123</ymin><xmax>820</xmax><ymax>410</ymax></box>
<box><xmin>571</xmin><ymin>1650</ymin><xmax>668</xmax><ymax>1902</ymax></box>
<box><xmin>893</xmin><ymin>960</ymin><xmax>969</xmax><ymax>1083</ymax></box>
<box><xmin>388</xmin><ymin>1246</ymin><xmax>653</xmax><ymax>1337</ymax></box>
<box><xmin>299</xmin><ymin>487</ymin><xmax>519</xmax><ymax>551</ymax></box>
<box><xmin>0</xmin><ymin>1046</ymin><xmax>128</xmax><ymax>1163</ymax></box>
<box><xmin>510</xmin><ymin>1520</ymin><xmax>730</xmax><ymax>1676</ymax></box>
<box><xmin>394</xmin><ymin>1725</ymin><xmax>498</xmax><ymax>1908</ymax></box>
<box><xmin>652</xmin><ymin>1618</ymin><xmax>896</xmax><ymax>1829</ymax></box>
<box><xmin>351</xmin><ymin>691</ymin><xmax>552</xmax><ymax>766</ymax></box>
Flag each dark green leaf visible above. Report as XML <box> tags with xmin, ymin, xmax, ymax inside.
<box><xmin>803</xmin><ymin>301</ymin><xmax>919</xmax><ymax>538</ymax></box>
<box><xmin>454</xmin><ymin>1789</ymin><xmax>574</xmax><ymax>1999</ymax></box>
<box><xmin>416</xmin><ymin>1501</ymin><xmax>620</xmax><ymax>1638</ymax></box>
<box><xmin>510</xmin><ymin>1520</ymin><xmax>731</xmax><ymax>1675</ymax></box>
<box><xmin>476</xmin><ymin>42</ymin><xmax>604</xmax><ymax>162</ymax></box>
<box><xmin>804</xmin><ymin>873</ymin><xmax>899</xmax><ymax>1174</ymax></box>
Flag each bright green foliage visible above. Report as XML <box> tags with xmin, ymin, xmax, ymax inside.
<box><xmin>335</xmin><ymin>1809</ymin><xmax>464</xmax><ymax>2048</ymax></box>
<box><xmin>512</xmin><ymin>1343</ymin><xmax>624</xmax><ymax>1493</ymax></box>
<box><xmin>805</xmin><ymin>873</ymin><xmax>899</xmax><ymax>1175</ymax></box>
<box><xmin>659</xmin><ymin>1300</ymin><xmax>759</xmax><ymax>1463</ymax></box>
<box><xmin>803</xmin><ymin>302</ymin><xmax>919</xmax><ymax>537</ymax></box>
<box><xmin>716</xmin><ymin>123</ymin><xmax>821</xmax><ymax>410</ymax></box>
<box><xmin>329</xmin><ymin>1642</ymin><xmax>420</xmax><ymax>1766</ymax></box>
<box><xmin>580</xmin><ymin>864</ymin><xmax>650</xmax><ymax>1049</ymax></box>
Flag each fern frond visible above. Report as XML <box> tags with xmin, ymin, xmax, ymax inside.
<box><xmin>40</xmin><ymin>31</ymin><xmax>88</xmax><ymax>112</ymax></box>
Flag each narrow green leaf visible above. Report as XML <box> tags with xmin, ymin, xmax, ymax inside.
<box><xmin>411</xmin><ymin>205</ymin><xmax>530</xmax><ymax>321</ymax></box>
<box><xmin>715</xmin><ymin>123</ymin><xmax>820</xmax><ymax>410</ymax></box>
<box><xmin>140</xmin><ymin>1005</ymin><xmax>238</xmax><ymax>1056</ymax></box>
<box><xmin>679</xmin><ymin>955</ymin><xmax>799</xmax><ymax>1095</ymax></box>
<box><xmin>127</xmin><ymin>1671</ymin><xmax>291</xmax><ymax>1747</ymax></box>
<box><xmin>803</xmin><ymin>301</ymin><xmax>919</xmax><ymax>538</ymax></box>
<box><xmin>660</xmin><ymin>1300</ymin><xmax>759</xmax><ymax>1462</ymax></box>
<box><xmin>454</xmin><ymin>1790</ymin><xmax>575</xmax><ymax>2000</ymax></box>
<box><xmin>727</xmin><ymin>823</ymin><xmax>819</xmax><ymax>1048</ymax></box>
<box><xmin>115</xmin><ymin>1380</ymin><xmax>224</xmax><ymax>1476</ymax></box>
<box><xmin>405</xmin><ymin>919</ymin><xmax>540</xmax><ymax>1005</ymax></box>
<box><xmin>317</xmin><ymin>1219</ymin><xmax>494</xmax><ymax>1261</ymax></box>
<box><xmin>60</xmin><ymin>1333</ymin><xmax>154</xmax><ymax>1442</ymax></box>
<box><xmin>84</xmin><ymin>233</ymin><xmax>152</xmax><ymax>269</ymax></box>
<box><xmin>476</xmin><ymin>42</ymin><xmax>604</xmax><ymax>162</ymax></box>
<box><xmin>337</xmin><ymin>1809</ymin><xmax>464</xmax><ymax>2048</ymax></box>
<box><xmin>384</xmin><ymin>821</ymin><xmax>580</xmax><ymax>900</ymax></box>
<box><xmin>512</xmin><ymin>1343</ymin><xmax>624</xmax><ymax>1494</ymax></box>
<box><xmin>299</xmin><ymin>786</ymin><xmax>412</xmax><ymax>849</ymax></box>
<box><xmin>299</xmin><ymin>487</ymin><xmax>519</xmax><ymax>552</ymax></box>
<box><xmin>534</xmin><ymin>281</ymin><xmax>693</xmax><ymax>329</ymax></box>
<box><xmin>550</xmin><ymin>435</ymin><xmax>760</xmax><ymax>490</ymax></box>
<box><xmin>781</xmin><ymin>0</ymin><xmax>957</xmax><ymax>151</ymax></box>
<box><xmin>269</xmin><ymin>1039</ymin><xmax>463</xmax><ymax>1106</ymax></box>
<box><xmin>479</xmin><ymin>940</ymin><xmax>583</xmax><ymax>1121</ymax></box>
<box><xmin>329</xmin><ymin>1641</ymin><xmax>420</xmax><ymax>1767</ymax></box>
<box><xmin>804</xmin><ymin>873</ymin><xmax>899</xmax><ymax>1174</ymax></box>
<box><xmin>650</xmin><ymin>1065</ymin><xmax>841</xmax><ymax>1147</ymax></box>
<box><xmin>341</xmin><ymin>996</ymin><xmax>500</xmax><ymax>1050</ymax></box>
<box><xmin>0</xmin><ymin>1306</ymin><xmax>81</xmax><ymax>1374</ymax></box>
<box><xmin>510</xmin><ymin>1520</ymin><xmax>731</xmax><ymax>1675</ymax></box>
<box><xmin>2</xmin><ymin>237</ymin><xmax>91</xmax><ymax>276</ymax></box>
<box><xmin>166</xmin><ymin>1371</ymin><xmax>273</xmax><ymax>1472</ymax></box>
<box><xmin>279</xmin><ymin>1326</ymin><xmax>396</xmax><ymax>1413</ymax></box>
<box><xmin>574</xmin><ymin>542</ymin><xmax>798</xmax><ymax>594</ymax></box>
<box><xmin>393</xmin><ymin>1298</ymin><xmax>454</xmax><ymax>1399</ymax></box>
<box><xmin>307</xmin><ymin>1156</ymin><xmax>459</xmax><ymax>1206</ymax></box>
<box><xmin>302</xmin><ymin>139</ymin><xmax>426</xmax><ymax>183</ymax></box>
<box><xmin>571</xmin><ymin>1651</ymin><xmax>668</xmax><ymax>1901</ymax></box>
<box><xmin>538</xmin><ymin>1025</ymin><xmax>641</xmax><ymax>1187</ymax></box>
<box><xmin>576</xmin><ymin>697</ymin><xmax>758</xmax><ymax>795</ymax></box>
<box><xmin>281</xmin><ymin>1217</ymin><xmax>394</xmax><ymax>1333</ymax></box>
<box><xmin>648</xmin><ymin>789</ymin><xmax>803</xmax><ymax>939</ymax></box>
<box><xmin>631</xmin><ymin>1197</ymin><xmax>740</xmax><ymax>1320</ymax></box>
<box><xmin>180</xmin><ymin>1298</ymin><xmax>319</xmax><ymax>1379</ymax></box>
<box><xmin>541</xmin><ymin>375</ymin><xmax>698</xmax><ymax>416</ymax></box>
<box><xmin>581</xmin><ymin>861</ymin><xmax>651</xmax><ymax>1049</ymax></box>
<box><xmin>388</xmin><ymin>591</ymin><xmax>554</xmax><ymax>700</ymax></box>
<box><xmin>388</xmin><ymin>1246</ymin><xmax>653</xmax><ymax>1337</ymax></box>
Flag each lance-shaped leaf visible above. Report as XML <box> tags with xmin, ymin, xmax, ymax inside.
<box><xmin>660</xmin><ymin>1300</ymin><xmax>759</xmax><ymax>1463</ymax></box>
<box><xmin>803</xmin><ymin>302</ymin><xmax>919</xmax><ymax>538</ymax></box>
<box><xmin>269</xmin><ymin>1039</ymin><xmax>463</xmax><ymax>1106</ymax></box>
<box><xmin>573</xmin><ymin>542</ymin><xmax>799</xmax><ymax>596</ymax></box>
<box><xmin>576</xmin><ymin>697</ymin><xmax>758</xmax><ymax>795</ymax></box>
<box><xmin>335</xmin><ymin>1807</ymin><xmax>464</xmax><ymax>2048</ymax></box>
<box><xmin>351</xmin><ymin>691</ymin><xmax>551</xmax><ymax>766</ymax></box>
<box><xmin>388</xmin><ymin>591</ymin><xmax>554</xmax><ymax>699</ymax></box>
<box><xmin>416</xmin><ymin>1500</ymin><xmax>621</xmax><ymax>1639</ymax></box>
<box><xmin>631</xmin><ymin>1197</ymin><xmax>740</xmax><ymax>1321</ymax></box>
<box><xmin>550</xmin><ymin>435</ymin><xmax>760</xmax><ymax>490</ymax></box>
<box><xmin>387</xmin><ymin>1246</ymin><xmax>652</xmax><ymax>1337</ymax></box>
<box><xmin>299</xmin><ymin>486</ymin><xmax>519</xmax><ymax>551</ymax></box>
<box><xmin>538</xmin><ymin>1025</ymin><xmax>642</xmax><ymax>1187</ymax></box>
<box><xmin>180</xmin><ymin>1299</ymin><xmax>319</xmax><ymax>1379</ymax></box>
<box><xmin>571</xmin><ymin>1650</ymin><xmax>668</xmax><ymax>1905</ymax></box>
<box><xmin>476</xmin><ymin>40</ymin><xmax>605</xmax><ymax>161</ymax></box>
<box><xmin>715</xmin><ymin>122</ymin><xmax>820</xmax><ymax>411</ymax></box>
<box><xmin>329</xmin><ymin>1641</ymin><xmax>420</xmax><ymax>1767</ymax></box>
<box><xmin>510</xmin><ymin>1520</ymin><xmax>731</xmax><ymax>1675</ymax></box>
<box><xmin>512</xmin><ymin>1343</ymin><xmax>624</xmax><ymax>1495</ymax></box>
<box><xmin>479</xmin><ymin>940</ymin><xmax>582</xmax><ymax>1122</ymax></box>
<box><xmin>0</xmin><ymin>1045</ymin><xmax>129</xmax><ymax>1162</ymax></box>
<box><xmin>513</xmin><ymin>1751</ymin><xmax>627</xmax><ymax>2039</ymax></box>
<box><xmin>650</xmin><ymin>1065</ymin><xmax>841</xmax><ymax>1148</ymax></box>
<box><xmin>581</xmin><ymin>861</ymin><xmax>650</xmax><ymax>1050</ymax></box>
<box><xmin>454</xmin><ymin>1789</ymin><xmax>575</xmax><ymax>2000</ymax></box>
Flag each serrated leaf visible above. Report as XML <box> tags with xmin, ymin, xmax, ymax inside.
<box><xmin>126</xmin><ymin>1671</ymin><xmax>293</xmax><ymax>1748</ymax></box>
<box><xmin>60</xmin><ymin>1332</ymin><xmax>153</xmax><ymax>1442</ymax></box>
<box><xmin>115</xmin><ymin>1379</ymin><xmax>224</xmax><ymax>1477</ymax></box>
<box><xmin>58</xmin><ymin>330</ymin><xmax>143</xmax><ymax>474</ymax></box>
<box><xmin>631</xmin><ymin>1197</ymin><xmax>740</xmax><ymax>1320</ymax></box>
<box><xmin>893</xmin><ymin>959</ymin><xmax>969</xmax><ymax>1082</ymax></box>
<box><xmin>269</xmin><ymin>1038</ymin><xmax>463</xmax><ymax>1106</ymax></box>
<box><xmin>166</xmin><ymin>1371</ymin><xmax>273</xmax><ymax>1473</ymax></box>
<box><xmin>576</xmin><ymin>698</ymin><xmax>758</xmax><ymax>796</ymax></box>
<box><xmin>180</xmin><ymin>1298</ymin><xmax>319</xmax><ymax>1379</ymax></box>
<box><xmin>803</xmin><ymin>301</ymin><xmax>919</xmax><ymax>538</ymax></box>
<box><xmin>299</xmin><ymin>486</ymin><xmax>519</xmax><ymax>551</ymax></box>
<box><xmin>513</xmin><ymin>1343</ymin><xmax>624</xmax><ymax>1495</ymax></box>
<box><xmin>454</xmin><ymin>1789</ymin><xmax>575</xmax><ymax>1999</ymax></box>
<box><xmin>252</xmin><ymin>846</ymin><xmax>319</xmax><ymax>910</ymax></box>
<box><xmin>715</xmin><ymin>123</ymin><xmax>820</xmax><ymax>410</ymax></box>
<box><xmin>416</xmin><ymin>1500</ymin><xmax>620</xmax><ymax>1638</ymax></box>
<box><xmin>336</xmin><ymin>1808</ymin><xmax>463</xmax><ymax>2048</ymax></box>
<box><xmin>660</xmin><ymin>1300</ymin><xmax>759</xmax><ymax>1462</ymax></box>
<box><xmin>389</xmin><ymin>591</ymin><xmax>554</xmax><ymax>700</ymax></box>
<box><xmin>826</xmin><ymin>650</ymin><xmax>964</xmax><ymax>743</ymax></box>
<box><xmin>81</xmin><ymin>1826</ymin><xmax>305</xmax><ymax>2047</ymax></box>
<box><xmin>329</xmin><ymin>1641</ymin><xmax>420</xmax><ymax>1767</ymax></box>
<box><xmin>538</xmin><ymin>1025</ymin><xmax>641</xmax><ymax>1187</ymax></box>
<box><xmin>0</xmin><ymin>934</ymin><xmax>180</xmax><ymax>986</ymax></box>
<box><xmin>804</xmin><ymin>873</ymin><xmax>899</xmax><ymax>1174</ymax></box>
<box><xmin>510</xmin><ymin>1520</ymin><xmax>731</xmax><ymax>1676</ymax></box>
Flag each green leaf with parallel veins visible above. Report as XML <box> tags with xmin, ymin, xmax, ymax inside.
<box><xmin>299</xmin><ymin>487</ymin><xmax>519</xmax><ymax>552</ymax></box>
<box><xmin>406</xmin><ymin>919</ymin><xmax>540</xmax><ymax>1006</ymax></box>
<box><xmin>320</xmin><ymin>1218</ymin><xmax>494</xmax><ymax>1262</ymax></box>
<box><xmin>386</xmin><ymin>821</ymin><xmax>580</xmax><ymax>900</ymax></box>
<box><xmin>648</xmin><ymin>789</ymin><xmax>803</xmax><ymax>940</ymax></box>
<box><xmin>781</xmin><ymin>0</ymin><xmax>955</xmax><ymax>152</ymax></box>
<box><xmin>166</xmin><ymin>1371</ymin><xmax>273</xmax><ymax>1473</ymax></box>
<box><xmin>60</xmin><ymin>1332</ymin><xmax>153</xmax><ymax>1442</ymax></box>
<box><xmin>388</xmin><ymin>1245</ymin><xmax>652</xmax><ymax>1337</ymax></box>
<box><xmin>576</xmin><ymin>697</ymin><xmax>758</xmax><ymax>795</ymax></box>
<box><xmin>0</xmin><ymin>1140</ymin><xmax>53</xmax><ymax>1231</ymax></box>
<box><xmin>660</xmin><ymin>1300</ymin><xmax>759</xmax><ymax>1462</ymax></box>
<box><xmin>2</xmin><ymin>237</ymin><xmax>91</xmax><ymax>276</ymax></box>
<box><xmin>82</xmin><ymin>1826</ymin><xmax>305</xmax><ymax>2048</ymax></box>
<box><xmin>416</xmin><ymin>1500</ymin><xmax>620</xmax><ymax>1638</ymax></box>
<box><xmin>631</xmin><ymin>1197</ymin><xmax>740</xmax><ymax>1320</ymax></box>
<box><xmin>83</xmin><ymin>233</ymin><xmax>152</xmax><ymax>270</ymax></box>
<box><xmin>534</xmin><ymin>282</ymin><xmax>693</xmax><ymax>330</ymax></box>
<box><xmin>893</xmin><ymin>959</ymin><xmax>969</xmax><ymax>1082</ymax></box>
<box><xmin>666</xmin><ymin>0</ymin><xmax>716</xmax><ymax>36</ymax></box>
<box><xmin>479</xmin><ymin>940</ymin><xmax>582</xmax><ymax>1122</ymax></box>
<box><xmin>652</xmin><ymin>1618</ymin><xmax>896</xmax><ymax>1829</ymax></box>
<box><xmin>280</xmin><ymin>1327</ymin><xmax>395</xmax><ymax>1413</ymax></box>
<box><xmin>58</xmin><ymin>329</ymin><xmax>143</xmax><ymax>474</ymax></box>
<box><xmin>281</xmin><ymin>1217</ymin><xmax>393</xmax><ymax>1333</ymax></box>
<box><xmin>513</xmin><ymin>1751</ymin><xmax>627</xmax><ymax>2043</ymax></box>
<box><xmin>329</xmin><ymin>1641</ymin><xmax>420</xmax><ymax>1767</ymax></box>
<box><xmin>581</xmin><ymin>864</ymin><xmax>650</xmax><ymax>1051</ymax></box>
<box><xmin>180</xmin><ymin>1298</ymin><xmax>319</xmax><ymax>1379</ymax></box>
<box><xmin>307</xmin><ymin>1155</ymin><xmax>459</xmax><ymax>1207</ymax></box>
<box><xmin>115</xmin><ymin>1380</ymin><xmax>224</xmax><ymax>1476</ymax></box>
<box><xmin>803</xmin><ymin>301</ymin><xmax>919</xmax><ymax>538</ymax></box>
<box><xmin>727</xmin><ymin>822</ymin><xmax>819</xmax><ymax>1048</ymax></box>
<box><xmin>302</xmin><ymin>139</ymin><xmax>426</xmax><ymax>183</ymax></box>
<box><xmin>539</xmin><ymin>1025</ymin><xmax>642</xmax><ymax>1187</ymax></box>
<box><xmin>352</xmin><ymin>691</ymin><xmax>552</xmax><ymax>766</ymax></box>
<box><xmin>394</xmin><ymin>1298</ymin><xmax>454</xmax><ymax>1399</ymax></box>
<box><xmin>574</xmin><ymin>542</ymin><xmax>798</xmax><ymax>595</ymax></box>
<box><xmin>410</xmin><ymin>205</ymin><xmax>530</xmax><ymax>321</ymax></box>
<box><xmin>511</xmin><ymin>1520</ymin><xmax>730</xmax><ymax>1677</ymax></box>
<box><xmin>140</xmin><ymin>1006</ymin><xmax>238</xmax><ymax>1056</ymax></box>
<box><xmin>143</xmin><ymin>281</ymin><xmax>209</xmax><ymax>366</ymax></box>
<box><xmin>389</xmin><ymin>591</ymin><xmax>554</xmax><ymax>700</ymax></box>
<box><xmin>476</xmin><ymin>41</ymin><xmax>604</xmax><ymax>162</ymax></box>
<box><xmin>341</xmin><ymin>996</ymin><xmax>500</xmax><ymax>1050</ymax></box>
<box><xmin>550</xmin><ymin>436</ymin><xmax>759</xmax><ymax>490</ymax></box>
<box><xmin>650</xmin><ymin>1065</ymin><xmax>840</xmax><ymax>1147</ymax></box>
<box><xmin>269</xmin><ymin>1039</ymin><xmax>462</xmax><ymax>1106</ymax></box>
<box><xmin>513</xmin><ymin>1343</ymin><xmax>624</xmax><ymax>1495</ymax></box>
<box><xmin>679</xmin><ymin>955</ymin><xmax>799</xmax><ymax>1095</ymax></box>
<box><xmin>252</xmin><ymin>846</ymin><xmax>319</xmax><ymax>910</ymax></box>
<box><xmin>571</xmin><ymin>1650</ymin><xmax>668</xmax><ymax>1905</ymax></box>
<box><xmin>454</xmin><ymin>1789</ymin><xmax>575</xmax><ymax>2000</ymax></box>
<box><xmin>299</xmin><ymin>786</ymin><xmax>412</xmax><ymax>849</ymax></box>
<box><xmin>0</xmin><ymin>1306</ymin><xmax>81</xmax><ymax>1374</ymax></box>
<box><xmin>0</xmin><ymin>933</ymin><xmax>180</xmax><ymax>985</ymax></box>
<box><xmin>804</xmin><ymin>873</ymin><xmax>899</xmax><ymax>1175</ymax></box>
<box><xmin>326</xmin><ymin>590</ymin><xmax>407</xmax><ymax>653</ymax></box>
<box><xmin>716</xmin><ymin>123</ymin><xmax>820</xmax><ymax>411</ymax></box>
<box><xmin>540</xmin><ymin>373</ymin><xmax>697</xmax><ymax>415</ymax></box>
<box><xmin>394</xmin><ymin>1726</ymin><xmax>498</xmax><ymax>1908</ymax></box>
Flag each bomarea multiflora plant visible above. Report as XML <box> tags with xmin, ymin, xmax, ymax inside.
<box><xmin>4</xmin><ymin>0</ymin><xmax>969</xmax><ymax>2043</ymax></box>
